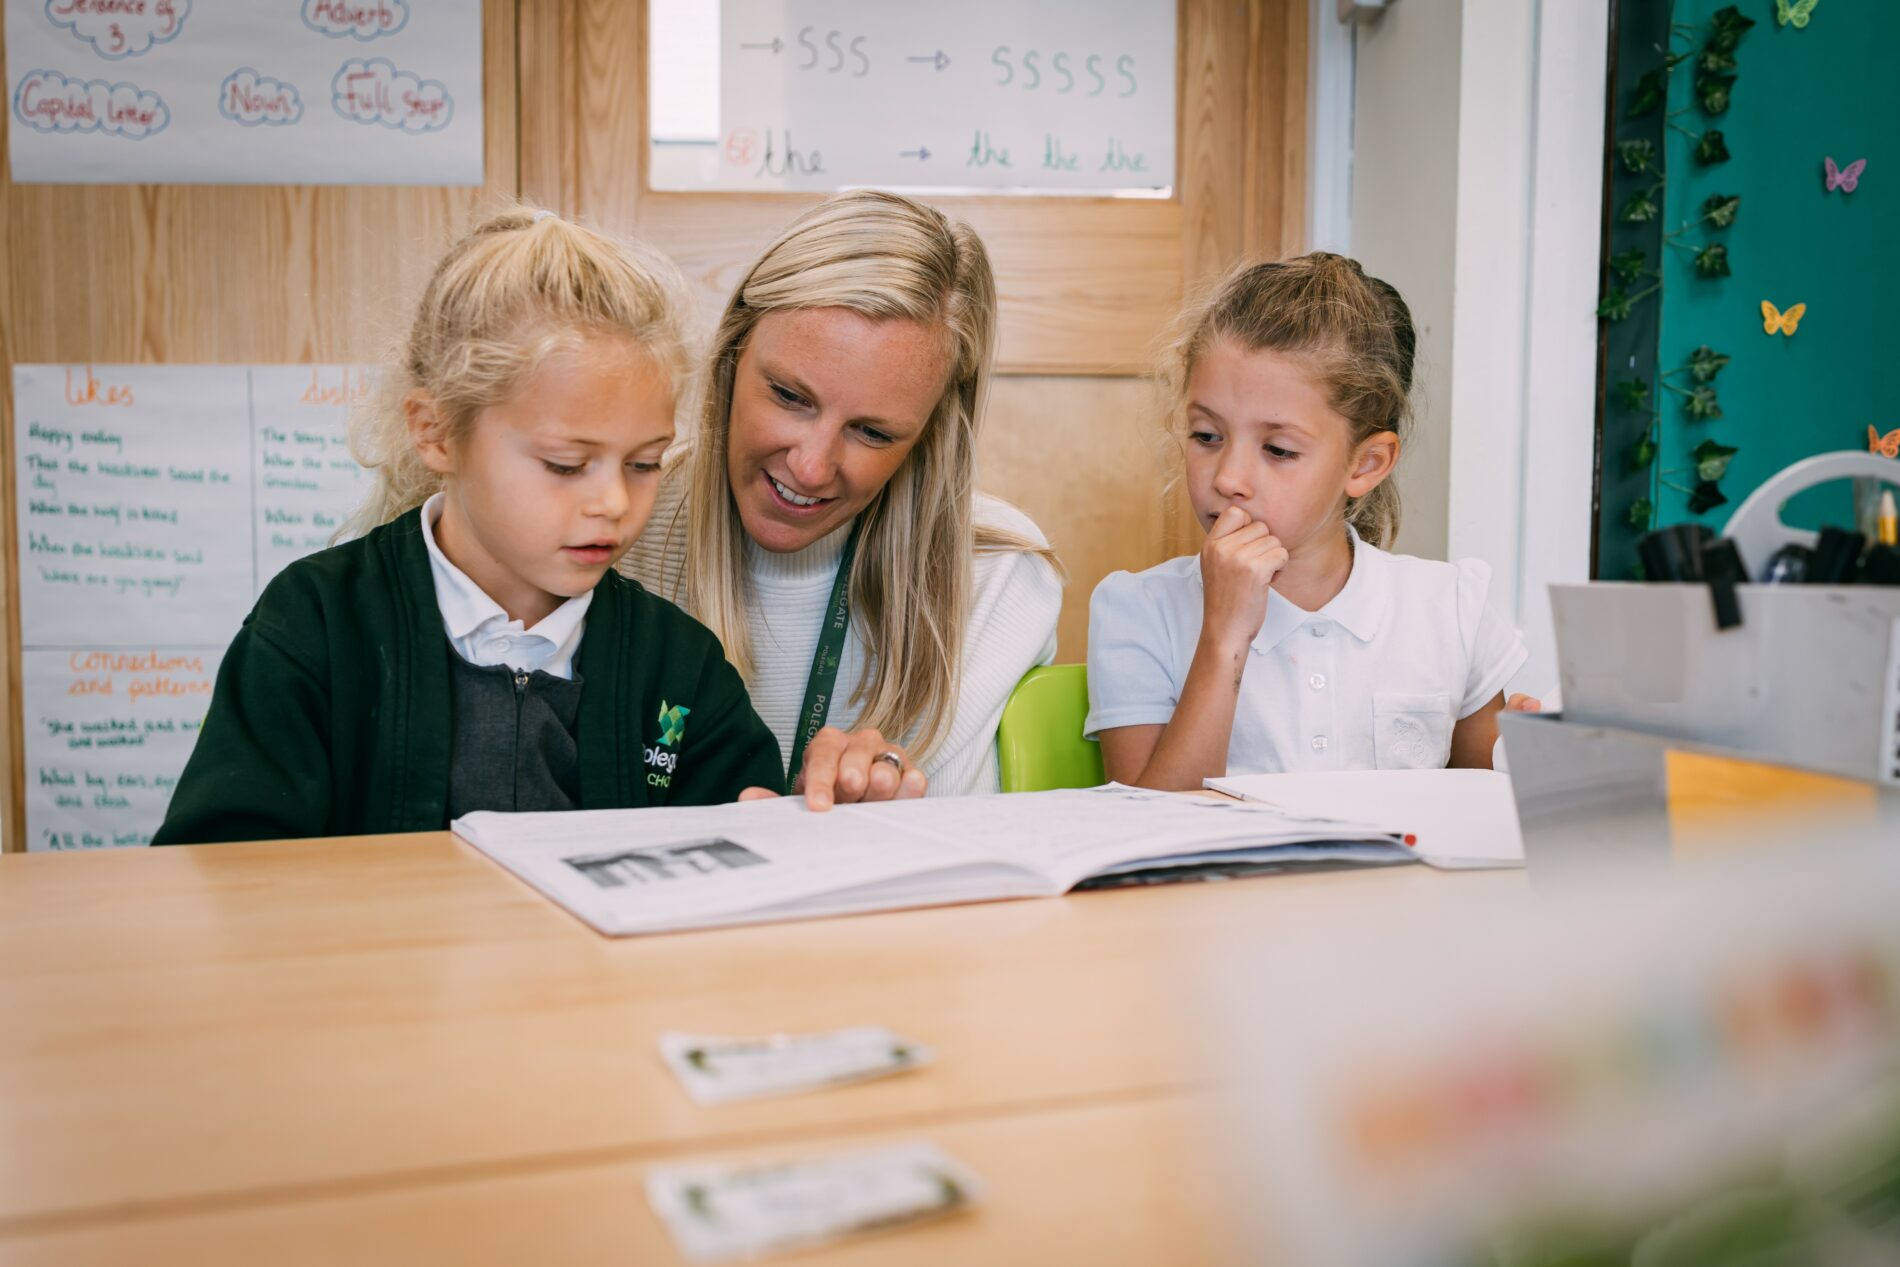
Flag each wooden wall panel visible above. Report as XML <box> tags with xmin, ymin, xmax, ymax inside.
<box><xmin>1178</xmin><ymin>0</ymin><xmax>1308</xmax><ymax>282</ymax></box>
<box><xmin>1247</xmin><ymin>0</ymin><xmax>1311</xmax><ymax>260</ymax></box>
<box><xmin>0</xmin><ymin>4</ymin><xmax>521</xmax><ymax>850</ymax></box>
<box><xmin>1178</xmin><ymin>0</ymin><xmax>1250</xmax><ymax>285</ymax></box>
<box><xmin>980</xmin><ymin>377</ymin><xmax>1180</xmax><ymax>664</ymax></box>
<box><xmin>0</xmin><ymin>0</ymin><xmax>1305</xmax><ymax>847</ymax></box>
<box><xmin>633</xmin><ymin>195</ymin><xmax>1189</xmax><ymax>373</ymax></box>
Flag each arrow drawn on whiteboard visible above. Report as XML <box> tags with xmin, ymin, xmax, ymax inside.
<box><xmin>739</xmin><ymin>37</ymin><xmax>783</xmax><ymax>54</ymax></box>
<box><xmin>899</xmin><ymin>147</ymin><xmax>933</xmax><ymax>161</ymax></box>
<box><xmin>906</xmin><ymin>51</ymin><xmax>951</xmax><ymax>71</ymax></box>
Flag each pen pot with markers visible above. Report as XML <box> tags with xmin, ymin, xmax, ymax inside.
<box><xmin>1503</xmin><ymin>453</ymin><xmax>1900</xmax><ymax>871</ymax></box>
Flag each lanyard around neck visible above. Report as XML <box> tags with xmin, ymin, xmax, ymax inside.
<box><xmin>785</xmin><ymin>518</ymin><xmax>863</xmax><ymax>789</ymax></box>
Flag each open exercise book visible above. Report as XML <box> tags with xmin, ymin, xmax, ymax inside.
<box><xmin>453</xmin><ymin>786</ymin><xmax>1419</xmax><ymax>937</ymax></box>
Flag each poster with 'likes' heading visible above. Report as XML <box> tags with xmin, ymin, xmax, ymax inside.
<box><xmin>4</xmin><ymin>0</ymin><xmax>482</xmax><ymax>184</ymax></box>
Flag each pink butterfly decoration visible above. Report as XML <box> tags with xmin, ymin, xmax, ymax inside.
<box><xmin>1824</xmin><ymin>156</ymin><xmax>1866</xmax><ymax>193</ymax></box>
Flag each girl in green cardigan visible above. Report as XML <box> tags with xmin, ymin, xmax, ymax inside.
<box><xmin>156</xmin><ymin>210</ymin><xmax>924</xmax><ymax>845</ymax></box>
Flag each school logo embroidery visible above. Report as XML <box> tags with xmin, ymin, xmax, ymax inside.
<box><xmin>645</xmin><ymin>702</ymin><xmax>691</xmax><ymax>790</ymax></box>
<box><xmin>655</xmin><ymin>701</ymin><xmax>690</xmax><ymax>747</ymax></box>
<box><xmin>1386</xmin><ymin>716</ymin><xmax>1436</xmax><ymax>768</ymax></box>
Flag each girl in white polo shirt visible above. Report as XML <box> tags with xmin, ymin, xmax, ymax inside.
<box><xmin>1086</xmin><ymin>253</ymin><xmax>1539</xmax><ymax>789</ymax></box>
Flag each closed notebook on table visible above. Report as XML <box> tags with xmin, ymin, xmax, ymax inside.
<box><xmin>1203</xmin><ymin>769</ymin><xmax>1525</xmax><ymax>870</ymax></box>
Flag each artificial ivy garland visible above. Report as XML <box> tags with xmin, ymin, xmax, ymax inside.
<box><xmin>1599</xmin><ymin>3</ymin><xmax>1752</xmax><ymax>528</ymax></box>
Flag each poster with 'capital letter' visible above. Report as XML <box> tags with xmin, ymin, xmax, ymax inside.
<box><xmin>4</xmin><ymin>0</ymin><xmax>482</xmax><ymax>183</ymax></box>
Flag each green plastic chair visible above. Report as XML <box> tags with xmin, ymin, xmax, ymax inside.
<box><xmin>996</xmin><ymin>664</ymin><xmax>1105</xmax><ymax>792</ymax></box>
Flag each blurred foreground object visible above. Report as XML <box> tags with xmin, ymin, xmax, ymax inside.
<box><xmin>1204</xmin><ymin>841</ymin><xmax>1900</xmax><ymax>1265</ymax></box>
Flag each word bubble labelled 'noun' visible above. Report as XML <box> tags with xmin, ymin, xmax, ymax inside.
<box><xmin>217</xmin><ymin>68</ymin><xmax>303</xmax><ymax>127</ymax></box>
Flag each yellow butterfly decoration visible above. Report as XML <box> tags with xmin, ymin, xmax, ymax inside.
<box><xmin>1762</xmin><ymin>300</ymin><xmax>1806</xmax><ymax>336</ymax></box>
<box><xmin>1871</xmin><ymin>426</ymin><xmax>1900</xmax><ymax>460</ymax></box>
<box><xmin>1776</xmin><ymin>0</ymin><xmax>1819</xmax><ymax>29</ymax></box>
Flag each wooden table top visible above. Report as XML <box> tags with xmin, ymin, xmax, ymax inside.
<box><xmin>0</xmin><ymin>829</ymin><xmax>1527</xmax><ymax>1262</ymax></box>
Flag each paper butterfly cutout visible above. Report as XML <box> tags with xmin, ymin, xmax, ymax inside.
<box><xmin>1776</xmin><ymin>0</ymin><xmax>1819</xmax><ymax>28</ymax></box>
<box><xmin>1872</xmin><ymin>426</ymin><xmax>1900</xmax><ymax>460</ymax></box>
<box><xmin>1825</xmin><ymin>157</ymin><xmax>1865</xmax><ymax>193</ymax></box>
<box><xmin>1762</xmin><ymin>300</ymin><xmax>1806</xmax><ymax>336</ymax></box>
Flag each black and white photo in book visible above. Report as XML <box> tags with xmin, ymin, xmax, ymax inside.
<box><xmin>567</xmin><ymin>839</ymin><xmax>767</xmax><ymax>888</ymax></box>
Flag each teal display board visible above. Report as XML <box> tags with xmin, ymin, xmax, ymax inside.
<box><xmin>1653</xmin><ymin>0</ymin><xmax>1896</xmax><ymax>533</ymax></box>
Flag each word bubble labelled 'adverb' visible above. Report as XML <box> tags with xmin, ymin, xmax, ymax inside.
<box><xmin>302</xmin><ymin>0</ymin><xmax>408</xmax><ymax>42</ymax></box>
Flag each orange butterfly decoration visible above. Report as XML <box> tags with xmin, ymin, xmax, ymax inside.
<box><xmin>1871</xmin><ymin>425</ymin><xmax>1900</xmax><ymax>459</ymax></box>
<box><xmin>1762</xmin><ymin>300</ymin><xmax>1806</xmax><ymax>336</ymax></box>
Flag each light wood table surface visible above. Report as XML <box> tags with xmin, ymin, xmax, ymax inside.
<box><xmin>0</xmin><ymin>829</ymin><xmax>1527</xmax><ymax>1263</ymax></box>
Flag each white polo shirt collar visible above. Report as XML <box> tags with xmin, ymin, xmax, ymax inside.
<box><xmin>420</xmin><ymin>492</ymin><xmax>591</xmax><ymax>678</ymax></box>
<box><xmin>1242</xmin><ymin>526</ymin><xmax>1391</xmax><ymax>654</ymax></box>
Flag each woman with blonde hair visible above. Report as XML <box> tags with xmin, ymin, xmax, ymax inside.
<box><xmin>624</xmin><ymin>191</ymin><xmax>1063</xmax><ymax>796</ymax></box>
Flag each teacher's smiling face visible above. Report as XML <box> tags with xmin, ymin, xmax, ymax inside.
<box><xmin>726</xmin><ymin>306</ymin><xmax>949</xmax><ymax>554</ymax></box>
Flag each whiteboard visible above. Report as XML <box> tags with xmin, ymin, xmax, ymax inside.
<box><xmin>647</xmin><ymin>0</ymin><xmax>1175</xmax><ymax>197</ymax></box>
<box><xmin>13</xmin><ymin>364</ymin><xmax>372</xmax><ymax>850</ymax></box>
<box><xmin>4</xmin><ymin>0</ymin><xmax>483</xmax><ymax>185</ymax></box>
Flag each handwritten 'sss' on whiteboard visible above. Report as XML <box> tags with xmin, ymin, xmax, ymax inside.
<box><xmin>13</xmin><ymin>365</ymin><xmax>372</xmax><ymax>851</ymax></box>
<box><xmin>649</xmin><ymin>0</ymin><xmax>1175</xmax><ymax>196</ymax></box>
<box><xmin>3</xmin><ymin>0</ymin><xmax>482</xmax><ymax>184</ymax></box>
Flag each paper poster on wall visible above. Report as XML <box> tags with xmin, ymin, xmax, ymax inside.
<box><xmin>3</xmin><ymin>0</ymin><xmax>483</xmax><ymax>184</ymax></box>
<box><xmin>647</xmin><ymin>0</ymin><xmax>1175</xmax><ymax>196</ymax></box>
<box><xmin>20</xmin><ymin>647</ymin><xmax>223</xmax><ymax>850</ymax></box>
<box><xmin>13</xmin><ymin>364</ymin><xmax>373</xmax><ymax>850</ymax></box>
<box><xmin>250</xmin><ymin>364</ymin><xmax>372</xmax><ymax>588</ymax></box>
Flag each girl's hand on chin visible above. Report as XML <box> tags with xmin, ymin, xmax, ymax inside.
<box><xmin>739</xmin><ymin>725</ymin><xmax>927</xmax><ymax>810</ymax></box>
<box><xmin>1199</xmin><ymin>505</ymin><xmax>1289</xmax><ymax>649</ymax></box>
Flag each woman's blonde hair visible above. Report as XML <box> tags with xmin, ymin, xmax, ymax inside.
<box><xmin>1159</xmin><ymin>251</ymin><xmax>1417</xmax><ymax>547</ymax></box>
<box><xmin>678</xmin><ymin>190</ymin><xmax>1038</xmax><ymax>759</ymax></box>
<box><xmin>345</xmin><ymin>206</ymin><xmax>692</xmax><ymax>536</ymax></box>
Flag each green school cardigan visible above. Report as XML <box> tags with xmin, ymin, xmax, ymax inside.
<box><xmin>153</xmin><ymin>508</ymin><xmax>783</xmax><ymax>845</ymax></box>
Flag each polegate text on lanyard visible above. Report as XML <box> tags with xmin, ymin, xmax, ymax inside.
<box><xmin>786</xmin><ymin>519</ymin><xmax>863</xmax><ymax>787</ymax></box>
